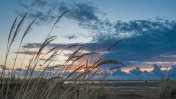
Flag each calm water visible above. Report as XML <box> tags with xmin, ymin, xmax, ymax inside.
<box><xmin>64</xmin><ymin>80</ymin><xmax>160</xmax><ymax>84</ymax></box>
<box><xmin>102</xmin><ymin>80</ymin><xmax>159</xmax><ymax>83</ymax></box>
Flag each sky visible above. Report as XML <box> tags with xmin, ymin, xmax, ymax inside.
<box><xmin>0</xmin><ymin>0</ymin><xmax>176</xmax><ymax>80</ymax></box>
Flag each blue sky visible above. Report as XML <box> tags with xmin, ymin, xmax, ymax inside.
<box><xmin>0</xmin><ymin>0</ymin><xmax>176</xmax><ymax>80</ymax></box>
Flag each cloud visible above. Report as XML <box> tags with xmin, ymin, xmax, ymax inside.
<box><xmin>168</xmin><ymin>66</ymin><xmax>176</xmax><ymax>79</ymax></box>
<box><xmin>17</xmin><ymin>0</ymin><xmax>100</xmax><ymax>23</ymax></box>
<box><xmin>17</xmin><ymin>0</ymin><xmax>176</xmax><ymax>41</ymax></box>
<box><xmin>0</xmin><ymin>65</ymin><xmax>9</xmax><ymax>70</ymax></box>
<box><xmin>65</xmin><ymin>3</ymin><xmax>99</xmax><ymax>22</ymax></box>
<box><xmin>13</xmin><ymin>51</ymin><xmax>48</xmax><ymax>56</ymax></box>
<box><xmin>21</xmin><ymin>19</ymin><xmax>176</xmax><ymax>65</ymax></box>
<box><xmin>15</xmin><ymin>0</ymin><xmax>176</xmax><ymax>79</ymax></box>
<box><xmin>110</xmin><ymin>64</ymin><xmax>176</xmax><ymax>80</ymax></box>
<box><xmin>129</xmin><ymin>67</ymin><xmax>142</xmax><ymax>75</ymax></box>
<box><xmin>63</xmin><ymin>35</ymin><xmax>77</xmax><ymax>40</ymax></box>
<box><xmin>31</xmin><ymin>0</ymin><xmax>48</xmax><ymax>7</ymax></box>
<box><xmin>92</xmin><ymin>19</ymin><xmax>176</xmax><ymax>64</ymax></box>
<box><xmin>113</xmin><ymin>68</ymin><xmax>127</xmax><ymax>76</ymax></box>
<box><xmin>21</xmin><ymin>42</ymin><xmax>109</xmax><ymax>53</ymax></box>
<box><xmin>16</xmin><ymin>68</ymin><xmax>23</xmax><ymax>71</ymax></box>
<box><xmin>151</xmin><ymin>64</ymin><xmax>163</xmax><ymax>76</ymax></box>
<box><xmin>22</xmin><ymin>43</ymin><xmax>41</xmax><ymax>49</ymax></box>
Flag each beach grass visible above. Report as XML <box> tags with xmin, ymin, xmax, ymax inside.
<box><xmin>0</xmin><ymin>11</ymin><xmax>125</xmax><ymax>99</ymax></box>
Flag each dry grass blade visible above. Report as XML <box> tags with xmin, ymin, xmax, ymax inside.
<box><xmin>64</xmin><ymin>52</ymin><xmax>99</xmax><ymax>73</ymax></box>
<box><xmin>3</xmin><ymin>17</ymin><xmax>18</xmax><ymax>72</ymax></box>
<box><xmin>39</xmin><ymin>52</ymin><xmax>58</xmax><ymax>77</ymax></box>
<box><xmin>96</xmin><ymin>60</ymin><xmax>125</xmax><ymax>68</ymax></box>
<box><xmin>73</xmin><ymin>52</ymin><xmax>99</xmax><ymax>62</ymax></box>
<box><xmin>9</xmin><ymin>13</ymin><xmax>27</xmax><ymax>47</ymax></box>
<box><xmin>43</xmin><ymin>51</ymin><xmax>57</xmax><ymax>65</ymax></box>
<box><xmin>54</xmin><ymin>45</ymin><xmax>80</xmax><ymax>57</ymax></box>
<box><xmin>36</xmin><ymin>36</ymin><xmax>57</xmax><ymax>59</ymax></box>
<box><xmin>67</xmin><ymin>45</ymin><xmax>80</xmax><ymax>48</ymax></box>
<box><xmin>46</xmin><ymin>46</ymin><xmax>59</xmax><ymax>54</ymax></box>
<box><xmin>67</xmin><ymin>46</ymin><xmax>84</xmax><ymax>62</ymax></box>
<box><xmin>1</xmin><ymin>9</ymin><xmax>127</xmax><ymax>99</ymax></box>
<box><xmin>54</xmin><ymin>10</ymin><xmax>70</xmax><ymax>26</ymax></box>
<box><xmin>12</xmin><ymin>18</ymin><xmax>36</xmax><ymax>71</ymax></box>
<box><xmin>108</xmin><ymin>66</ymin><xmax>125</xmax><ymax>70</ymax></box>
<box><xmin>48</xmin><ymin>10</ymin><xmax>70</xmax><ymax>37</ymax></box>
<box><xmin>66</xmin><ymin>65</ymin><xmax>84</xmax><ymax>79</ymax></box>
<box><xmin>21</xmin><ymin>19</ymin><xmax>36</xmax><ymax>41</ymax></box>
<box><xmin>108</xmin><ymin>39</ymin><xmax>123</xmax><ymax>51</ymax></box>
<box><xmin>2</xmin><ymin>14</ymin><xmax>27</xmax><ymax>99</ymax></box>
<box><xmin>8</xmin><ymin>16</ymin><xmax>18</xmax><ymax>45</ymax></box>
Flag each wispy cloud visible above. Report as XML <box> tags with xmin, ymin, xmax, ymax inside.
<box><xmin>13</xmin><ymin>51</ymin><xmax>48</xmax><ymax>56</ymax></box>
<box><xmin>0</xmin><ymin>65</ymin><xmax>9</xmax><ymax>70</ymax></box>
<box><xmin>17</xmin><ymin>0</ymin><xmax>100</xmax><ymax>23</ymax></box>
<box><xmin>63</xmin><ymin>35</ymin><xmax>77</xmax><ymax>40</ymax></box>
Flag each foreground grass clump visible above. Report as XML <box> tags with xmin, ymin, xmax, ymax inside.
<box><xmin>0</xmin><ymin>77</ymin><xmax>47</xmax><ymax>83</ymax></box>
<box><xmin>159</xmin><ymin>80</ymin><xmax>176</xmax><ymax>99</ymax></box>
<box><xmin>0</xmin><ymin>11</ymin><xmax>125</xmax><ymax>99</ymax></box>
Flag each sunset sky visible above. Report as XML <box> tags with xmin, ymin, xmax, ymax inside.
<box><xmin>0</xmin><ymin>0</ymin><xmax>176</xmax><ymax>80</ymax></box>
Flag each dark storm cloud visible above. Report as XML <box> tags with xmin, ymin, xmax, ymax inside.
<box><xmin>92</xmin><ymin>19</ymin><xmax>176</xmax><ymax>63</ymax></box>
<box><xmin>21</xmin><ymin>19</ymin><xmax>176</xmax><ymax>63</ymax></box>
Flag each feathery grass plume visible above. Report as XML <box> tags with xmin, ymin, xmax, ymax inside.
<box><xmin>29</xmin><ymin>36</ymin><xmax>57</xmax><ymax>77</ymax></box>
<box><xmin>11</xmin><ymin>18</ymin><xmax>36</xmax><ymax>76</ymax></box>
<box><xmin>7</xmin><ymin>16</ymin><xmax>18</xmax><ymax>47</ymax></box>
<box><xmin>5</xmin><ymin>18</ymin><xmax>36</xmax><ymax>99</ymax></box>
<box><xmin>8</xmin><ymin>18</ymin><xmax>36</xmax><ymax>97</ymax></box>
<box><xmin>67</xmin><ymin>46</ymin><xmax>84</xmax><ymax>62</ymax></box>
<box><xmin>4</xmin><ymin>16</ymin><xmax>18</xmax><ymax>68</ymax></box>
<box><xmin>21</xmin><ymin>19</ymin><xmax>36</xmax><ymax>41</ymax></box>
<box><xmin>48</xmin><ymin>10</ymin><xmax>70</xmax><ymax>37</ymax></box>
<box><xmin>65</xmin><ymin>52</ymin><xmax>99</xmax><ymax>72</ymax></box>
<box><xmin>19</xmin><ymin>36</ymin><xmax>57</xmax><ymax>98</ymax></box>
<box><xmin>36</xmin><ymin>36</ymin><xmax>57</xmax><ymax>59</ymax></box>
<box><xmin>2</xmin><ymin>16</ymin><xmax>18</xmax><ymax>77</ymax></box>
<box><xmin>39</xmin><ymin>52</ymin><xmax>59</xmax><ymax>77</ymax></box>
<box><xmin>1</xmin><ymin>14</ymin><xmax>27</xmax><ymax>99</ymax></box>
<box><xmin>43</xmin><ymin>51</ymin><xmax>58</xmax><ymax>65</ymax></box>
<box><xmin>9</xmin><ymin>13</ymin><xmax>27</xmax><ymax>49</ymax></box>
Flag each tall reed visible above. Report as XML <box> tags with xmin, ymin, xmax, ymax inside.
<box><xmin>0</xmin><ymin>11</ymin><xmax>125</xmax><ymax>99</ymax></box>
